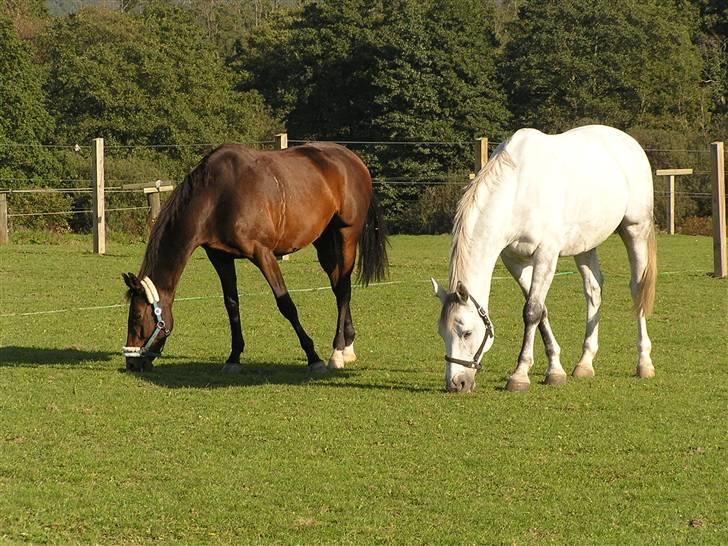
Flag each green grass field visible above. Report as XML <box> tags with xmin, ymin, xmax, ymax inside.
<box><xmin>1</xmin><ymin>233</ymin><xmax>726</xmax><ymax>544</ymax></box>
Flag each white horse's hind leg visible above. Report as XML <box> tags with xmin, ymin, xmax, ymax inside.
<box><xmin>505</xmin><ymin>252</ymin><xmax>563</xmax><ymax>391</ymax></box>
<box><xmin>618</xmin><ymin>222</ymin><xmax>656</xmax><ymax>378</ymax></box>
<box><xmin>572</xmin><ymin>249</ymin><xmax>603</xmax><ymax>378</ymax></box>
<box><xmin>502</xmin><ymin>254</ymin><xmax>565</xmax><ymax>387</ymax></box>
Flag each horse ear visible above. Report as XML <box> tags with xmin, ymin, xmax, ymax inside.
<box><xmin>122</xmin><ymin>272</ymin><xmax>142</xmax><ymax>293</ymax></box>
<box><xmin>455</xmin><ymin>281</ymin><xmax>469</xmax><ymax>304</ymax></box>
<box><xmin>431</xmin><ymin>278</ymin><xmax>447</xmax><ymax>303</ymax></box>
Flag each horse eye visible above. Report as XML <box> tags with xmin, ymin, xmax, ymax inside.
<box><xmin>463</xmin><ymin>331</ymin><xmax>472</xmax><ymax>339</ymax></box>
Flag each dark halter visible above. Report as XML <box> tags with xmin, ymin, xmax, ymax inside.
<box><xmin>444</xmin><ymin>294</ymin><xmax>493</xmax><ymax>371</ymax></box>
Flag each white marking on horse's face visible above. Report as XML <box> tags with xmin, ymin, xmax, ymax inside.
<box><xmin>432</xmin><ymin>278</ymin><xmax>494</xmax><ymax>392</ymax></box>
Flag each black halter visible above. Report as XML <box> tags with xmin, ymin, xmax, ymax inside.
<box><xmin>444</xmin><ymin>294</ymin><xmax>493</xmax><ymax>371</ymax></box>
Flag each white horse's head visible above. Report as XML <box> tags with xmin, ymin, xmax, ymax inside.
<box><xmin>432</xmin><ymin>278</ymin><xmax>494</xmax><ymax>393</ymax></box>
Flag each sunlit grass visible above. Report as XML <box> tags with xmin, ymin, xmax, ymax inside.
<box><xmin>0</xmin><ymin>233</ymin><xmax>726</xmax><ymax>544</ymax></box>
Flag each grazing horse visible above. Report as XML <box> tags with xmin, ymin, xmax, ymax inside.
<box><xmin>432</xmin><ymin>125</ymin><xmax>656</xmax><ymax>393</ymax></box>
<box><xmin>122</xmin><ymin>142</ymin><xmax>388</xmax><ymax>373</ymax></box>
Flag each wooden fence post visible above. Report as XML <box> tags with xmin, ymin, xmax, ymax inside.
<box><xmin>655</xmin><ymin>168</ymin><xmax>693</xmax><ymax>234</ymax></box>
<box><xmin>0</xmin><ymin>193</ymin><xmax>8</xmax><ymax>245</ymax></box>
<box><xmin>147</xmin><ymin>191</ymin><xmax>161</xmax><ymax>222</ymax></box>
<box><xmin>143</xmin><ymin>181</ymin><xmax>174</xmax><ymax>237</ymax></box>
<box><xmin>275</xmin><ymin>133</ymin><xmax>289</xmax><ymax>261</ymax></box>
<box><xmin>710</xmin><ymin>141</ymin><xmax>726</xmax><ymax>278</ymax></box>
<box><xmin>667</xmin><ymin>174</ymin><xmax>675</xmax><ymax>235</ymax></box>
<box><xmin>275</xmin><ymin>132</ymin><xmax>288</xmax><ymax>151</ymax></box>
<box><xmin>474</xmin><ymin>137</ymin><xmax>488</xmax><ymax>174</ymax></box>
<box><xmin>92</xmin><ymin>137</ymin><xmax>105</xmax><ymax>255</ymax></box>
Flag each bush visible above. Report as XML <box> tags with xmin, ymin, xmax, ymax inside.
<box><xmin>6</xmin><ymin>191</ymin><xmax>72</xmax><ymax>232</ymax></box>
<box><xmin>678</xmin><ymin>215</ymin><xmax>716</xmax><ymax>236</ymax></box>
<box><xmin>400</xmin><ymin>182</ymin><xmax>464</xmax><ymax>234</ymax></box>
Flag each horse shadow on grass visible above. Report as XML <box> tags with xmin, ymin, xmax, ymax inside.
<box><xmin>0</xmin><ymin>345</ymin><xmax>115</xmax><ymax>368</ymax></box>
<box><xmin>123</xmin><ymin>358</ymin><xmax>434</xmax><ymax>393</ymax></box>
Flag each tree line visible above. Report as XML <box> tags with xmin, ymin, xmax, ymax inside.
<box><xmin>1</xmin><ymin>0</ymin><xmax>725</xmax><ymax>234</ymax></box>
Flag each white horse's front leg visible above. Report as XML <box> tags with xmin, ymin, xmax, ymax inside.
<box><xmin>502</xmin><ymin>254</ymin><xmax>565</xmax><ymax>390</ymax></box>
<box><xmin>572</xmin><ymin>249</ymin><xmax>603</xmax><ymax>378</ymax></box>
<box><xmin>538</xmin><ymin>313</ymin><xmax>566</xmax><ymax>385</ymax></box>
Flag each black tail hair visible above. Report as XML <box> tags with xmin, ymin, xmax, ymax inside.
<box><xmin>357</xmin><ymin>194</ymin><xmax>389</xmax><ymax>286</ymax></box>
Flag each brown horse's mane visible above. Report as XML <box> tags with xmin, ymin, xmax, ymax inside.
<box><xmin>138</xmin><ymin>151</ymin><xmax>213</xmax><ymax>279</ymax></box>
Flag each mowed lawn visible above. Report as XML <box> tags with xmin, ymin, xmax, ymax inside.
<box><xmin>0</xmin><ymin>233</ymin><xmax>726</xmax><ymax>544</ymax></box>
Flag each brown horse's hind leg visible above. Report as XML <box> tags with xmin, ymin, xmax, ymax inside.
<box><xmin>204</xmin><ymin>247</ymin><xmax>245</xmax><ymax>371</ymax></box>
<box><xmin>253</xmin><ymin>246</ymin><xmax>325</xmax><ymax>372</ymax></box>
<box><xmin>314</xmin><ymin>226</ymin><xmax>358</xmax><ymax>370</ymax></box>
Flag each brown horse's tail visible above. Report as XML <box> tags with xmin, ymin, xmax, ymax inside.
<box><xmin>634</xmin><ymin>222</ymin><xmax>657</xmax><ymax>317</ymax></box>
<box><xmin>357</xmin><ymin>194</ymin><xmax>389</xmax><ymax>287</ymax></box>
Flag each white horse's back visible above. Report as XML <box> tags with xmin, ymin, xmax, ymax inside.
<box><xmin>497</xmin><ymin>125</ymin><xmax>653</xmax><ymax>257</ymax></box>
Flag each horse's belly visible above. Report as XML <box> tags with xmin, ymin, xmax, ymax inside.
<box><xmin>507</xmin><ymin>188</ymin><xmax>625</xmax><ymax>258</ymax></box>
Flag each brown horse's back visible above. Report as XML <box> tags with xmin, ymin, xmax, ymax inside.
<box><xmin>197</xmin><ymin>143</ymin><xmax>372</xmax><ymax>257</ymax></box>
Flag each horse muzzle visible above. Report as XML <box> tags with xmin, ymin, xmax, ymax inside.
<box><xmin>446</xmin><ymin>371</ymin><xmax>475</xmax><ymax>393</ymax></box>
<box><xmin>123</xmin><ymin>346</ymin><xmax>157</xmax><ymax>371</ymax></box>
<box><xmin>125</xmin><ymin>354</ymin><xmax>155</xmax><ymax>372</ymax></box>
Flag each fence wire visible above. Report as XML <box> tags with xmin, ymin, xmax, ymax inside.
<box><xmin>1</xmin><ymin>138</ymin><xmax>724</xmax><ymax>236</ymax></box>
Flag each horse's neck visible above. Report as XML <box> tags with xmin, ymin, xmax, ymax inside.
<box><xmin>448</xmin><ymin>184</ymin><xmax>510</xmax><ymax>311</ymax></box>
<box><xmin>141</xmin><ymin>225</ymin><xmax>198</xmax><ymax>303</ymax></box>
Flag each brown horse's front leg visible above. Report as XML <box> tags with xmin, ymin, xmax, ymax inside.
<box><xmin>204</xmin><ymin>247</ymin><xmax>245</xmax><ymax>370</ymax></box>
<box><xmin>254</xmin><ymin>247</ymin><xmax>326</xmax><ymax>373</ymax></box>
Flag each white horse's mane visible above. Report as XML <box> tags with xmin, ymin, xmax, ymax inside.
<box><xmin>449</xmin><ymin>145</ymin><xmax>515</xmax><ymax>288</ymax></box>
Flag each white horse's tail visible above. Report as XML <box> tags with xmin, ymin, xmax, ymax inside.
<box><xmin>634</xmin><ymin>222</ymin><xmax>657</xmax><ymax>317</ymax></box>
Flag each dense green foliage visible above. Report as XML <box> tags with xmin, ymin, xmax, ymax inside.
<box><xmin>1</xmin><ymin>234</ymin><xmax>726</xmax><ymax>542</ymax></box>
<box><xmin>502</xmin><ymin>0</ymin><xmax>703</xmax><ymax>133</ymax></box>
<box><xmin>0</xmin><ymin>0</ymin><xmax>725</xmax><ymax>232</ymax></box>
<box><xmin>44</xmin><ymin>3</ymin><xmax>272</xmax><ymax>164</ymax></box>
<box><xmin>0</xmin><ymin>16</ymin><xmax>56</xmax><ymax>184</ymax></box>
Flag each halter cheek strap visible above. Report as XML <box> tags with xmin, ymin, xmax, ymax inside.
<box><xmin>444</xmin><ymin>294</ymin><xmax>493</xmax><ymax>371</ymax></box>
<box><xmin>122</xmin><ymin>276</ymin><xmax>170</xmax><ymax>358</ymax></box>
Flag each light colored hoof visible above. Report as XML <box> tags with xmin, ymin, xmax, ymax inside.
<box><xmin>544</xmin><ymin>372</ymin><xmax>567</xmax><ymax>386</ymax></box>
<box><xmin>506</xmin><ymin>376</ymin><xmax>530</xmax><ymax>392</ymax></box>
<box><xmin>328</xmin><ymin>350</ymin><xmax>345</xmax><ymax>370</ymax></box>
<box><xmin>327</xmin><ymin>358</ymin><xmax>345</xmax><ymax>370</ymax></box>
<box><xmin>222</xmin><ymin>362</ymin><xmax>242</xmax><ymax>374</ymax></box>
<box><xmin>308</xmin><ymin>361</ymin><xmax>328</xmax><ymax>374</ymax></box>
<box><xmin>572</xmin><ymin>364</ymin><xmax>595</xmax><ymax>378</ymax></box>
<box><xmin>636</xmin><ymin>365</ymin><xmax>655</xmax><ymax>378</ymax></box>
<box><xmin>343</xmin><ymin>344</ymin><xmax>357</xmax><ymax>364</ymax></box>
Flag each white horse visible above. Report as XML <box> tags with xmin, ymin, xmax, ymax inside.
<box><xmin>432</xmin><ymin>125</ymin><xmax>656</xmax><ymax>393</ymax></box>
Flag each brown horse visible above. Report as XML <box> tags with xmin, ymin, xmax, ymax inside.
<box><xmin>122</xmin><ymin>142</ymin><xmax>388</xmax><ymax>373</ymax></box>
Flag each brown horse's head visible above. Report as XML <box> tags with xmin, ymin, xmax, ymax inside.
<box><xmin>122</xmin><ymin>273</ymin><xmax>173</xmax><ymax>371</ymax></box>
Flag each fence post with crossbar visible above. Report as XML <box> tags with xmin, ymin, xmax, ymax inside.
<box><xmin>655</xmin><ymin>168</ymin><xmax>693</xmax><ymax>234</ymax></box>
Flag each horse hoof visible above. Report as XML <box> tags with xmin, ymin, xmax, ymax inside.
<box><xmin>343</xmin><ymin>344</ymin><xmax>357</xmax><ymax>363</ymax></box>
<box><xmin>544</xmin><ymin>372</ymin><xmax>567</xmax><ymax>386</ymax></box>
<box><xmin>572</xmin><ymin>364</ymin><xmax>595</xmax><ymax>378</ymax></box>
<box><xmin>327</xmin><ymin>357</ymin><xmax>345</xmax><ymax>370</ymax></box>
<box><xmin>636</xmin><ymin>365</ymin><xmax>655</xmax><ymax>378</ymax></box>
<box><xmin>308</xmin><ymin>361</ymin><xmax>328</xmax><ymax>374</ymax></box>
<box><xmin>327</xmin><ymin>350</ymin><xmax>345</xmax><ymax>370</ymax></box>
<box><xmin>506</xmin><ymin>377</ymin><xmax>530</xmax><ymax>392</ymax></box>
<box><xmin>222</xmin><ymin>362</ymin><xmax>242</xmax><ymax>374</ymax></box>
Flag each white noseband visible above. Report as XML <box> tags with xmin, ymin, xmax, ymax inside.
<box><xmin>122</xmin><ymin>276</ymin><xmax>169</xmax><ymax>358</ymax></box>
